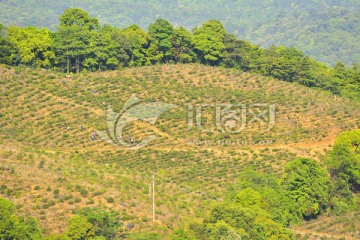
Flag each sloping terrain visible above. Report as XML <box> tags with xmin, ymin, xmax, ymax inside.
<box><xmin>0</xmin><ymin>64</ymin><xmax>359</xmax><ymax>238</ymax></box>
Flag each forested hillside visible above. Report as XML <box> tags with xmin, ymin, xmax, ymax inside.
<box><xmin>0</xmin><ymin>0</ymin><xmax>359</xmax><ymax>66</ymax></box>
<box><xmin>1</xmin><ymin>8</ymin><xmax>359</xmax><ymax>103</ymax></box>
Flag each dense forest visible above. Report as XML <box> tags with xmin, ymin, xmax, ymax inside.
<box><xmin>0</xmin><ymin>8</ymin><xmax>359</xmax><ymax>102</ymax></box>
<box><xmin>1</xmin><ymin>0</ymin><xmax>359</xmax><ymax>66</ymax></box>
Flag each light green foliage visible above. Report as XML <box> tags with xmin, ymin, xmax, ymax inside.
<box><xmin>170</xmin><ymin>228</ymin><xmax>197</xmax><ymax>240</ymax></box>
<box><xmin>201</xmin><ymin>203</ymin><xmax>291</xmax><ymax>240</ymax></box>
<box><xmin>66</xmin><ymin>215</ymin><xmax>95</xmax><ymax>240</ymax></box>
<box><xmin>329</xmin><ymin>130</ymin><xmax>360</xmax><ymax>192</ymax></box>
<box><xmin>182</xmin><ymin>158</ymin><xmax>334</xmax><ymax>239</ymax></box>
<box><xmin>186</xmin><ymin>182</ymin><xmax>293</xmax><ymax>239</ymax></box>
<box><xmin>282</xmin><ymin>158</ymin><xmax>332</xmax><ymax>219</ymax></box>
<box><xmin>229</xmin><ymin>170</ymin><xmax>299</xmax><ymax>225</ymax></box>
<box><xmin>43</xmin><ymin>235</ymin><xmax>70</xmax><ymax>240</ymax></box>
<box><xmin>7</xmin><ymin>26</ymin><xmax>55</xmax><ymax>68</ymax></box>
<box><xmin>205</xmin><ymin>220</ymin><xmax>243</xmax><ymax>240</ymax></box>
<box><xmin>193</xmin><ymin>20</ymin><xmax>226</xmax><ymax>65</ymax></box>
<box><xmin>235</xmin><ymin>187</ymin><xmax>262</xmax><ymax>208</ymax></box>
<box><xmin>86</xmin><ymin>25</ymin><xmax>131</xmax><ymax>71</ymax></box>
<box><xmin>0</xmin><ymin>198</ymin><xmax>42</xmax><ymax>240</ymax></box>
<box><xmin>126</xmin><ymin>232</ymin><xmax>162</xmax><ymax>240</ymax></box>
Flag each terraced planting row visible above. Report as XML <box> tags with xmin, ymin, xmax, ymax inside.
<box><xmin>1</xmin><ymin>65</ymin><xmax>359</xmax><ymax>151</ymax></box>
<box><xmin>1</xmin><ymin>64</ymin><xmax>359</xmax><ymax>237</ymax></box>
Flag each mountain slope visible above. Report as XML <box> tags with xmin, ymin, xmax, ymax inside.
<box><xmin>1</xmin><ymin>64</ymin><xmax>359</xmax><ymax>238</ymax></box>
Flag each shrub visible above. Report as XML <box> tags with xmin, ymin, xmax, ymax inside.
<box><xmin>74</xmin><ymin>207</ymin><xmax>122</xmax><ymax>240</ymax></box>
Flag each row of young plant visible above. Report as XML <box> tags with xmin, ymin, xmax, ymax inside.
<box><xmin>0</xmin><ymin>8</ymin><xmax>359</xmax><ymax>101</ymax></box>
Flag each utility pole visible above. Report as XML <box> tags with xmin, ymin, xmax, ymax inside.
<box><xmin>152</xmin><ymin>174</ymin><xmax>155</xmax><ymax>221</ymax></box>
<box><xmin>152</xmin><ymin>173</ymin><xmax>155</xmax><ymax>221</ymax></box>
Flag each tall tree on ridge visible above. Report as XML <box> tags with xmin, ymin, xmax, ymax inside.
<box><xmin>148</xmin><ymin>18</ymin><xmax>174</xmax><ymax>64</ymax></box>
<box><xmin>122</xmin><ymin>24</ymin><xmax>150</xmax><ymax>67</ymax></box>
<box><xmin>171</xmin><ymin>26</ymin><xmax>195</xmax><ymax>63</ymax></box>
<box><xmin>55</xmin><ymin>8</ymin><xmax>99</xmax><ymax>73</ymax></box>
<box><xmin>193</xmin><ymin>20</ymin><xmax>226</xmax><ymax>66</ymax></box>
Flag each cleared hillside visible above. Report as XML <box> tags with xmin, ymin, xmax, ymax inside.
<box><xmin>0</xmin><ymin>64</ymin><xmax>359</xmax><ymax>238</ymax></box>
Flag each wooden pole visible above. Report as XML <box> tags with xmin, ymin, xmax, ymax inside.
<box><xmin>152</xmin><ymin>173</ymin><xmax>155</xmax><ymax>221</ymax></box>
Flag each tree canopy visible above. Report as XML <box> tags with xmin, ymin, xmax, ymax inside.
<box><xmin>0</xmin><ymin>198</ymin><xmax>42</xmax><ymax>240</ymax></box>
<box><xmin>1</xmin><ymin>0</ymin><xmax>359</xmax><ymax>66</ymax></box>
<box><xmin>1</xmin><ymin>8</ymin><xmax>359</xmax><ymax>102</ymax></box>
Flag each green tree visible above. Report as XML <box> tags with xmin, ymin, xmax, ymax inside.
<box><xmin>234</xmin><ymin>187</ymin><xmax>262</xmax><ymax>208</ymax></box>
<box><xmin>193</xmin><ymin>20</ymin><xmax>226</xmax><ymax>65</ymax></box>
<box><xmin>84</xmin><ymin>25</ymin><xmax>131</xmax><ymax>71</ymax></box>
<box><xmin>281</xmin><ymin>158</ymin><xmax>332</xmax><ymax>219</ymax></box>
<box><xmin>66</xmin><ymin>215</ymin><xmax>95</xmax><ymax>240</ymax></box>
<box><xmin>230</xmin><ymin>170</ymin><xmax>301</xmax><ymax>225</ymax></box>
<box><xmin>148</xmin><ymin>18</ymin><xmax>174</xmax><ymax>64</ymax></box>
<box><xmin>328</xmin><ymin>130</ymin><xmax>360</xmax><ymax>192</ymax></box>
<box><xmin>74</xmin><ymin>207</ymin><xmax>122</xmax><ymax>240</ymax></box>
<box><xmin>55</xmin><ymin>8</ymin><xmax>99</xmax><ymax>73</ymax></box>
<box><xmin>202</xmin><ymin>203</ymin><xmax>291</xmax><ymax>240</ymax></box>
<box><xmin>171</xmin><ymin>27</ymin><xmax>195</xmax><ymax>63</ymax></box>
<box><xmin>0</xmin><ymin>198</ymin><xmax>42</xmax><ymax>239</ymax></box>
<box><xmin>122</xmin><ymin>24</ymin><xmax>150</xmax><ymax>67</ymax></box>
<box><xmin>7</xmin><ymin>26</ymin><xmax>55</xmax><ymax>68</ymax></box>
<box><xmin>0</xmin><ymin>23</ymin><xmax>15</xmax><ymax>65</ymax></box>
<box><xmin>222</xmin><ymin>34</ymin><xmax>253</xmax><ymax>70</ymax></box>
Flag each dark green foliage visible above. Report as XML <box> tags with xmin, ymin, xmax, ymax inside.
<box><xmin>148</xmin><ymin>19</ymin><xmax>174</xmax><ymax>64</ymax></box>
<box><xmin>222</xmin><ymin>34</ymin><xmax>253</xmax><ymax>71</ymax></box>
<box><xmin>0</xmin><ymin>23</ymin><xmax>15</xmax><ymax>65</ymax></box>
<box><xmin>171</xmin><ymin>27</ymin><xmax>195</xmax><ymax>63</ymax></box>
<box><xmin>54</xmin><ymin>8</ymin><xmax>100</xmax><ymax>73</ymax></box>
<box><xmin>122</xmin><ymin>24</ymin><xmax>150</xmax><ymax>67</ymax></box>
<box><xmin>74</xmin><ymin>207</ymin><xmax>122</xmax><ymax>239</ymax></box>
